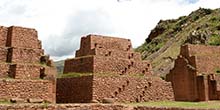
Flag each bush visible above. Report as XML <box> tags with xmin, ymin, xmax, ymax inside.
<box><xmin>208</xmin><ymin>34</ymin><xmax>220</xmax><ymax>46</ymax></box>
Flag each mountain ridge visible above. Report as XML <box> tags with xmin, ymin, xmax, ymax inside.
<box><xmin>136</xmin><ymin>8</ymin><xmax>220</xmax><ymax>76</ymax></box>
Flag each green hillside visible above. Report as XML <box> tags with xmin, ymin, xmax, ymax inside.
<box><xmin>136</xmin><ymin>8</ymin><xmax>220</xmax><ymax>76</ymax></box>
<box><xmin>54</xmin><ymin>60</ymin><xmax>64</xmax><ymax>74</ymax></box>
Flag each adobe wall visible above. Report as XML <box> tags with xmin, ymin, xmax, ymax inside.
<box><xmin>0</xmin><ymin>79</ymin><xmax>55</xmax><ymax>103</ymax></box>
<box><xmin>56</xmin><ymin>76</ymin><xmax>93</xmax><ymax>103</ymax></box>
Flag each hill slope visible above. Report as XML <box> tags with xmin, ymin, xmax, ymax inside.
<box><xmin>54</xmin><ymin>60</ymin><xmax>64</xmax><ymax>74</ymax></box>
<box><xmin>136</xmin><ymin>8</ymin><xmax>220</xmax><ymax>76</ymax></box>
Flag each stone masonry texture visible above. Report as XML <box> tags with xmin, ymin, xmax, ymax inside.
<box><xmin>0</xmin><ymin>104</ymin><xmax>219</xmax><ymax>110</ymax></box>
<box><xmin>58</xmin><ymin>34</ymin><xmax>174</xmax><ymax>103</ymax></box>
<box><xmin>166</xmin><ymin>44</ymin><xmax>220</xmax><ymax>101</ymax></box>
<box><xmin>57</xmin><ymin>76</ymin><xmax>174</xmax><ymax>103</ymax></box>
<box><xmin>64</xmin><ymin>34</ymin><xmax>152</xmax><ymax>75</ymax></box>
<box><xmin>0</xmin><ymin>25</ymin><xmax>56</xmax><ymax>103</ymax></box>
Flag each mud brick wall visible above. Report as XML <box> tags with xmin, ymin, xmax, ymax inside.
<box><xmin>94</xmin><ymin>56</ymin><xmax>152</xmax><ymax>75</ymax></box>
<box><xmin>76</xmin><ymin>48</ymin><xmax>141</xmax><ymax>61</ymax></box>
<box><xmin>0</xmin><ymin>63</ymin><xmax>10</xmax><ymax>78</ymax></box>
<box><xmin>56</xmin><ymin>76</ymin><xmax>93</xmax><ymax>103</ymax></box>
<box><xmin>63</xmin><ymin>56</ymin><xmax>94</xmax><ymax>73</ymax></box>
<box><xmin>92</xmin><ymin>76</ymin><xmax>174</xmax><ymax>102</ymax></box>
<box><xmin>0</xmin><ymin>47</ymin><xmax>8</xmax><ymax>62</ymax></box>
<box><xmin>0</xmin><ymin>79</ymin><xmax>55</xmax><ymax>103</ymax></box>
<box><xmin>0</xmin><ymin>26</ymin><xmax>8</xmax><ymax>47</ymax></box>
<box><xmin>6</xmin><ymin>26</ymin><xmax>41</xmax><ymax>49</ymax></box>
<box><xmin>7</xmin><ymin>47</ymin><xmax>43</xmax><ymax>63</ymax></box>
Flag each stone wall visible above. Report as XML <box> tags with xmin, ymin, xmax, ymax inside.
<box><xmin>0</xmin><ymin>79</ymin><xmax>54</xmax><ymax>103</ymax></box>
<box><xmin>56</xmin><ymin>75</ymin><xmax>174</xmax><ymax>103</ymax></box>
<box><xmin>93</xmin><ymin>56</ymin><xmax>151</xmax><ymax>75</ymax></box>
<box><xmin>0</xmin><ymin>63</ymin><xmax>10</xmax><ymax>78</ymax></box>
<box><xmin>180</xmin><ymin>44</ymin><xmax>220</xmax><ymax>57</ymax></box>
<box><xmin>76</xmin><ymin>34</ymin><xmax>132</xmax><ymax>57</ymax></box>
<box><xmin>0</xmin><ymin>104</ymin><xmax>218</xmax><ymax>110</ymax></box>
<box><xmin>0</xmin><ymin>25</ymin><xmax>56</xmax><ymax>103</ymax></box>
<box><xmin>76</xmin><ymin>48</ymin><xmax>141</xmax><ymax>61</ymax></box>
<box><xmin>167</xmin><ymin>44</ymin><xmax>220</xmax><ymax>101</ymax></box>
<box><xmin>93</xmin><ymin>76</ymin><xmax>174</xmax><ymax>102</ymax></box>
<box><xmin>0</xmin><ymin>47</ymin><xmax>7</xmax><ymax>62</ymax></box>
<box><xmin>8</xmin><ymin>47</ymin><xmax>43</xmax><ymax>63</ymax></box>
<box><xmin>0</xmin><ymin>26</ymin><xmax>8</xmax><ymax>47</ymax></box>
<box><xmin>64</xmin><ymin>34</ymin><xmax>152</xmax><ymax>75</ymax></box>
<box><xmin>6</xmin><ymin>26</ymin><xmax>41</xmax><ymax>49</ymax></box>
<box><xmin>63</xmin><ymin>56</ymin><xmax>94</xmax><ymax>73</ymax></box>
<box><xmin>56</xmin><ymin>76</ymin><xmax>93</xmax><ymax>103</ymax></box>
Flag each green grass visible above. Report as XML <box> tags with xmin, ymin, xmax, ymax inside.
<box><xmin>58</xmin><ymin>72</ymin><xmax>93</xmax><ymax>78</ymax></box>
<box><xmin>215</xmin><ymin>68</ymin><xmax>220</xmax><ymax>74</ymax></box>
<box><xmin>0</xmin><ymin>99</ymin><xmax>11</xmax><ymax>104</ymax></box>
<box><xmin>208</xmin><ymin>34</ymin><xmax>220</xmax><ymax>46</ymax></box>
<box><xmin>58</xmin><ymin>72</ymin><xmax>154</xmax><ymax>78</ymax></box>
<box><xmin>127</xmin><ymin>101</ymin><xmax>220</xmax><ymax>109</ymax></box>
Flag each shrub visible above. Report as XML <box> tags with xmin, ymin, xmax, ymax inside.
<box><xmin>208</xmin><ymin>34</ymin><xmax>220</xmax><ymax>46</ymax></box>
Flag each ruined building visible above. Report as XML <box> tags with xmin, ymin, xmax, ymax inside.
<box><xmin>64</xmin><ymin>35</ymin><xmax>152</xmax><ymax>75</ymax></box>
<box><xmin>0</xmin><ymin>26</ymin><xmax>56</xmax><ymax>103</ymax></box>
<box><xmin>57</xmin><ymin>34</ymin><xmax>174</xmax><ymax>103</ymax></box>
<box><xmin>167</xmin><ymin>44</ymin><xmax>220</xmax><ymax>101</ymax></box>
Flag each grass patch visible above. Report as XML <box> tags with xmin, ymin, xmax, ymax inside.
<box><xmin>58</xmin><ymin>72</ymin><xmax>93</xmax><ymax>78</ymax></box>
<box><xmin>215</xmin><ymin>68</ymin><xmax>220</xmax><ymax>74</ymax></box>
<box><xmin>208</xmin><ymin>34</ymin><xmax>220</xmax><ymax>46</ymax></box>
<box><xmin>58</xmin><ymin>72</ymin><xmax>153</xmax><ymax>78</ymax></box>
<box><xmin>127</xmin><ymin>101</ymin><xmax>220</xmax><ymax>109</ymax></box>
<box><xmin>0</xmin><ymin>99</ymin><xmax>11</xmax><ymax>104</ymax></box>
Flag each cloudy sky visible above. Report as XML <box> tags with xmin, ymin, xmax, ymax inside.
<box><xmin>0</xmin><ymin>0</ymin><xmax>219</xmax><ymax>61</ymax></box>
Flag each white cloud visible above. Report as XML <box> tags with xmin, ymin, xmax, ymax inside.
<box><xmin>0</xmin><ymin>0</ymin><xmax>219</xmax><ymax>61</ymax></box>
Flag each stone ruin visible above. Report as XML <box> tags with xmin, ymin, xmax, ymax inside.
<box><xmin>0</xmin><ymin>26</ymin><xmax>56</xmax><ymax>103</ymax></box>
<box><xmin>167</xmin><ymin>44</ymin><xmax>220</xmax><ymax>101</ymax></box>
<box><xmin>57</xmin><ymin>34</ymin><xmax>174</xmax><ymax>103</ymax></box>
<box><xmin>64</xmin><ymin>34</ymin><xmax>152</xmax><ymax>75</ymax></box>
